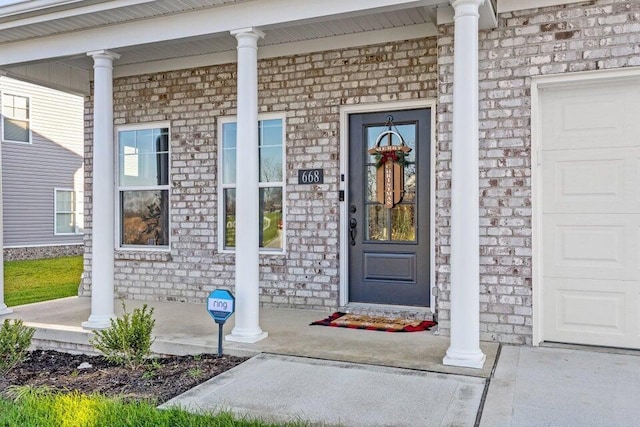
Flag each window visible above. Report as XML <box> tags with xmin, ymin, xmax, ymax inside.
<box><xmin>55</xmin><ymin>189</ymin><xmax>83</xmax><ymax>234</ymax></box>
<box><xmin>1</xmin><ymin>93</ymin><xmax>31</xmax><ymax>143</ymax></box>
<box><xmin>219</xmin><ymin>115</ymin><xmax>285</xmax><ymax>252</ymax></box>
<box><xmin>117</xmin><ymin>125</ymin><xmax>170</xmax><ymax>249</ymax></box>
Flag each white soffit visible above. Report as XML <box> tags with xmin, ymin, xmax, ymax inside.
<box><xmin>498</xmin><ymin>0</ymin><xmax>585</xmax><ymax>13</ymax></box>
<box><xmin>0</xmin><ymin>0</ymin><xmax>436</xmax><ymax>64</ymax></box>
<box><xmin>111</xmin><ymin>8</ymin><xmax>433</xmax><ymax>66</ymax></box>
<box><xmin>0</xmin><ymin>0</ymin><xmax>248</xmax><ymax>42</ymax></box>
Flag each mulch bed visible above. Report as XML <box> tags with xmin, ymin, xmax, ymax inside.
<box><xmin>0</xmin><ymin>350</ymin><xmax>247</xmax><ymax>404</ymax></box>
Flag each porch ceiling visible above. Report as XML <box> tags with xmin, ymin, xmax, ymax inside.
<box><xmin>0</xmin><ymin>0</ymin><xmax>495</xmax><ymax>94</ymax></box>
<box><xmin>56</xmin><ymin>7</ymin><xmax>434</xmax><ymax>71</ymax></box>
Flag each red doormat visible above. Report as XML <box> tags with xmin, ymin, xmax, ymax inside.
<box><xmin>310</xmin><ymin>312</ymin><xmax>436</xmax><ymax>332</ymax></box>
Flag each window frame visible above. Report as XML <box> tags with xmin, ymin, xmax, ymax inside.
<box><xmin>1</xmin><ymin>91</ymin><xmax>32</xmax><ymax>144</ymax></box>
<box><xmin>54</xmin><ymin>188</ymin><xmax>83</xmax><ymax>235</ymax></box>
<box><xmin>115</xmin><ymin>122</ymin><xmax>171</xmax><ymax>252</ymax></box>
<box><xmin>217</xmin><ymin>113</ymin><xmax>287</xmax><ymax>254</ymax></box>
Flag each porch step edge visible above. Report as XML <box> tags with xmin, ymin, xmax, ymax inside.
<box><xmin>340</xmin><ymin>303</ymin><xmax>435</xmax><ymax>321</ymax></box>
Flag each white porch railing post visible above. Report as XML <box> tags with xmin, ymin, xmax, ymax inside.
<box><xmin>226</xmin><ymin>27</ymin><xmax>268</xmax><ymax>343</ymax></box>
<box><xmin>443</xmin><ymin>0</ymin><xmax>487</xmax><ymax>369</ymax></box>
<box><xmin>82</xmin><ymin>50</ymin><xmax>119</xmax><ymax>330</ymax></box>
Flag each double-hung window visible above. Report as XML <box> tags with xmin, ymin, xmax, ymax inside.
<box><xmin>117</xmin><ymin>125</ymin><xmax>170</xmax><ymax>249</ymax></box>
<box><xmin>1</xmin><ymin>93</ymin><xmax>31</xmax><ymax>143</ymax></box>
<box><xmin>219</xmin><ymin>115</ymin><xmax>285</xmax><ymax>252</ymax></box>
<box><xmin>54</xmin><ymin>189</ymin><xmax>83</xmax><ymax>234</ymax></box>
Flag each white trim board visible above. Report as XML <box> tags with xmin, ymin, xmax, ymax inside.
<box><xmin>530</xmin><ymin>66</ymin><xmax>640</xmax><ymax>346</ymax></box>
<box><xmin>338</xmin><ymin>99</ymin><xmax>437</xmax><ymax>311</ymax></box>
<box><xmin>498</xmin><ymin>0</ymin><xmax>586</xmax><ymax>13</ymax></box>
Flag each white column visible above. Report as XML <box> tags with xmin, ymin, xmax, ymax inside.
<box><xmin>82</xmin><ymin>50</ymin><xmax>120</xmax><ymax>330</ymax></box>
<box><xmin>0</xmin><ymin>141</ymin><xmax>11</xmax><ymax>315</ymax></box>
<box><xmin>226</xmin><ymin>27</ymin><xmax>267</xmax><ymax>343</ymax></box>
<box><xmin>443</xmin><ymin>0</ymin><xmax>486</xmax><ymax>369</ymax></box>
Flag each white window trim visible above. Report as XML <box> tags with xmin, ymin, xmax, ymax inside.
<box><xmin>54</xmin><ymin>187</ymin><xmax>83</xmax><ymax>235</ymax></box>
<box><xmin>217</xmin><ymin>113</ymin><xmax>287</xmax><ymax>254</ymax></box>
<box><xmin>1</xmin><ymin>91</ymin><xmax>32</xmax><ymax>144</ymax></box>
<box><xmin>114</xmin><ymin>121</ymin><xmax>171</xmax><ymax>252</ymax></box>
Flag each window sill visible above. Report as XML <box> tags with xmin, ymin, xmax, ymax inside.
<box><xmin>218</xmin><ymin>250</ymin><xmax>287</xmax><ymax>257</ymax></box>
<box><xmin>115</xmin><ymin>250</ymin><xmax>172</xmax><ymax>262</ymax></box>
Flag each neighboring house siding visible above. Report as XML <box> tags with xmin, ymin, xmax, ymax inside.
<box><xmin>1</xmin><ymin>77</ymin><xmax>84</xmax><ymax>248</ymax></box>
<box><xmin>80</xmin><ymin>38</ymin><xmax>439</xmax><ymax>305</ymax></box>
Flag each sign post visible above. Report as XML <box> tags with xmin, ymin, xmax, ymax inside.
<box><xmin>207</xmin><ymin>289</ymin><xmax>235</xmax><ymax>357</ymax></box>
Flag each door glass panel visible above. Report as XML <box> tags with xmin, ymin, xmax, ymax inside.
<box><xmin>395</xmin><ymin>124</ymin><xmax>416</xmax><ymax>162</ymax></box>
<box><xmin>403</xmin><ymin>163</ymin><xmax>417</xmax><ymax>202</ymax></box>
<box><xmin>364</xmin><ymin>121</ymin><xmax>418</xmax><ymax>242</ymax></box>
<box><xmin>366</xmin><ymin>166</ymin><xmax>378</xmax><ymax>202</ymax></box>
<box><xmin>367</xmin><ymin>204</ymin><xmax>389</xmax><ymax>241</ymax></box>
<box><xmin>367</xmin><ymin>126</ymin><xmax>386</xmax><ymax>151</ymax></box>
<box><xmin>391</xmin><ymin>204</ymin><xmax>416</xmax><ymax>241</ymax></box>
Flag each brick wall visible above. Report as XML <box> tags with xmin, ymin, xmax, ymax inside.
<box><xmin>80</xmin><ymin>0</ymin><xmax>640</xmax><ymax>345</ymax></box>
<box><xmin>436</xmin><ymin>0</ymin><xmax>640</xmax><ymax>344</ymax></box>
<box><xmin>80</xmin><ymin>38</ymin><xmax>439</xmax><ymax>311</ymax></box>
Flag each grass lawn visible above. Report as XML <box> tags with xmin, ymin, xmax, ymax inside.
<box><xmin>0</xmin><ymin>388</ymin><xmax>308</xmax><ymax>427</ymax></box>
<box><xmin>4</xmin><ymin>256</ymin><xmax>83</xmax><ymax>307</ymax></box>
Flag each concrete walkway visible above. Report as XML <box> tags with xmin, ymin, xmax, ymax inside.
<box><xmin>162</xmin><ymin>344</ymin><xmax>640</xmax><ymax>427</ymax></box>
<box><xmin>162</xmin><ymin>353</ymin><xmax>487</xmax><ymax>427</ymax></box>
<box><xmin>481</xmin><ymin>345</ymin><xmax>640</xmax><ymax>427</ymax></box>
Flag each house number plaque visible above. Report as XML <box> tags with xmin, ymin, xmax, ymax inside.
<box><xmin>298</xmin><ymin>169</ymin><xmax>324</xmax><ymax>185</ymax></box>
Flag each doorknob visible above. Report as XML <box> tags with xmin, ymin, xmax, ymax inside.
<box><xmin>349</xmin><ymin>217</ymin><xmax>357</xmax><ymax>246</ymax></box>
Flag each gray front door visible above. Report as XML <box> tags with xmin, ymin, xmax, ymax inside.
<box><xmin>348</xmin><ymin>109</ymin><xmax>431</xmax><ymax>306</ymax></box>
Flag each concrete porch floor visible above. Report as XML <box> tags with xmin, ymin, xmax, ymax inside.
<box><xmin>4</xmin><ymin>296</ymin><xmax>499</xmax><ymax>378</ymax></box>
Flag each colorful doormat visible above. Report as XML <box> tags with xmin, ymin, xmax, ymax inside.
<box><xmin>310</xmin><ymin>312</ymin><xmax>436</xmax><ymax>332</ymax></box>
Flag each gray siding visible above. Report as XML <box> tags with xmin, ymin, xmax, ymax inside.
<box><xmin>1</xmin><ymin>77</ymin><xmax>84</xmax><ymax>247</ymax></box>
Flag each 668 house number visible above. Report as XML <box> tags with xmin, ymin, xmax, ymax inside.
<box><xmin>298</xmin><ymin>169</ymin><xmax>324</xmax><ymax>185</ymax></box>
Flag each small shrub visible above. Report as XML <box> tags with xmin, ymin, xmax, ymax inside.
<box><xmin>0</xmin><ymin>319</ymin><xmax>35</xmax><ymax>375</ymax></box>
<box><xmin>90</xmin><ymin>303</ymin><xmax>155</xmax><ymax>370</ymax></box>
<box><xmin>188</xmin><ymin>367</ymin><xmax>202</xmax><ymax>379</ymax></box>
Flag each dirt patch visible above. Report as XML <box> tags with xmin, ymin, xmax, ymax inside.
<box><xmin>0</xmin><ymin>350</ymin><xmax>247</xmax><ymax>403</ymax></box>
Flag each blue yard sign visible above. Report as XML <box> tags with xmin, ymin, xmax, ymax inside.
<box><xmin>207</xmin><ymin>289</ymin><xmax>235</xmax><ymax>323</ymax></box>
<box><xmin>207</xmin><ymin>289</ymin><xmax>236</xmax><ymax>357</ymax></box>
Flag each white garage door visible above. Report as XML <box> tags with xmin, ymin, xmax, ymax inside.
<box><xmin>540</xmin><ymin>76</ymin><xmax>640</xmax><ymax>349</ymax></box>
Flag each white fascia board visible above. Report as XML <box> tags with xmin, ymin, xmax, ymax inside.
<box><xmin>114</xmin><ymin>23</ymin><xmax>437</xmax><ymax>78</ymax></box>
<box><xmin>0</xmin><ymin>0</ymin><xmax>156</xmax><ymax>30</ymax></box>
<box><xmin>497</xmin><ymin>0</ymin><xmax>585</xmax><ymax>13</ymax></box>
<box><xmin>0</xmin><ymin>0</ymin><xmax>435</xmax><ymax>66</ymax></box>
<box><xmin>0</xmin><ymin>0</ymin><xmax>85</xmax><ymax>18</ymax></box>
